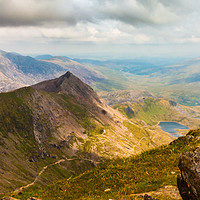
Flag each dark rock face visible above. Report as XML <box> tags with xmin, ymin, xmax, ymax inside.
<box><xmin>177</xmin><ymin>149</ymin><xmax>200</xmax><ymax>200</ymax></box>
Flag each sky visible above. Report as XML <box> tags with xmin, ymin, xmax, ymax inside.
<box><xmin>0</xmin><ymin>0</ymin><xmax>200</xmax><ymax>59</ymax></box>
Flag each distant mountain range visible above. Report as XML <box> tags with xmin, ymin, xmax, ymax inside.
<box><xmin>0</xmin><ymin>50</ymin><xmax>103</xmax><ymax>92</ymax></box>
<box><xmin>1</xmin><ymin>50</ymin><xmax>200</xmax><ymax>106</ymax></box>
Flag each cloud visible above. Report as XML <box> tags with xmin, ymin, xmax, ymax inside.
<box><xmin>0</xmin><ymin>0</ymin><xmax>93</xmax><ymax>26</ymax></box>
<box><xmin>96</xmin><ymin>0</ymin><xmax>179</xmax><ymax>26</ymax></box>
<box><xmin>0</xmin><ymin>0</ymin><xmax>200</xmax><ymax>58</ymax></box>
<box><xmin>0</xmin><ymin>0</ymin><xmax>195</xmax><ymax>27</ymax></box>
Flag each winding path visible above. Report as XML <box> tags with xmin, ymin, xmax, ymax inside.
<box><xmin>13</xmin><ymin>157</ymin><xmax>99</xmax><ymax>193</ymax></box>
<box><xmin>14</xmin><ymin>159</ymin><xmax>66</xmax><ymax>193</ymax></box>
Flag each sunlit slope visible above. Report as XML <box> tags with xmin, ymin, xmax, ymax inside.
<box><xmin>12</xmin><ymin>129</ymin><xmax>200</xmax><ymax>200</ymax></box>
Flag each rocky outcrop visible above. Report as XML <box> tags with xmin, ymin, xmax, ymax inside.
<box><xmin>177</xmin><ymin>149</ymin><xmax>200</xmax><ymax>200</ymax></box>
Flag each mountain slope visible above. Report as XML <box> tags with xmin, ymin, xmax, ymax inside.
<box><xmin>32</xmin><ymin>71</ymin><xmax>101</xmax><ymax>105</ymax></box>
<box><xmin>11</xmin><ymin>130</ymin><xmax>200</xmax><ymax>200</ymax></box>
<box><xmin>0</xmin><ymin>72</ymin><xmax>173</xmax><ymax>193</ymax></box>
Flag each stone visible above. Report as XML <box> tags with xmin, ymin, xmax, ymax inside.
<box><xmin>144</xmin><ymin>194</ymin><xmax>155</xmax><ymax>200</ymax></box>
<box><xmin>177</xmin><ymin>149</ymin><xmax>200</xmax><ymax>200</ymax></box>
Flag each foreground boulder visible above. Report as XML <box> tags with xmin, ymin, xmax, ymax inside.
<box><xmin>177</xmin><ymin>149</ymin><xmax>200</xmax><ymax>200</ymax></box>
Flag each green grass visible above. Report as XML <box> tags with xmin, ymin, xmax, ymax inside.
<box><xmin>0</xmin><ymin>86</ymin><xmax>112</xmax><ymax>194</ymax></box>
<box><xmin>132</xmin><ymin>98</ymin><xmax>173</xmax><ymax>125</ymax></box>
<box><xmin>113</xmin><ymin>104</ymin><xmax>135</xmax><ymax>119</ymax></box>
<box><xmin>11</xmin><ymin>129</ymin><xmax>200</xmax><ymax>200</ymax></box>
<box><xmin>114</xmin><ymin>97</ymin><xmax>186</xmax><ymax>126</ymax></box>
<box><xmin>0</xmin><ymin>88</ymin><xmax>34</xmax><ymax>137</ymax></box>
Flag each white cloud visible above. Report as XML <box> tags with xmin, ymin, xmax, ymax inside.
<box><xmin>0</xmin><ymin>0</ymin><xmax>200</xmax><ymax>57</ymax></box>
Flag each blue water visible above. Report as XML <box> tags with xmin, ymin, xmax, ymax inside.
<box><xmin>159</xmin><ymin>122</ymin><xmax>189</xmax><ymax>137</ymax></box>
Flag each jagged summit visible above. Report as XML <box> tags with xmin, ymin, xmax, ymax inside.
<box><xmin>32</xmin><ymin>71</ymin><xmax>101</xmax><ymax>104</ymax></box>
<box><xmin>62</xmin><ymin>70</ymin><xmax>71</xmax><ymax>78</ymax></box>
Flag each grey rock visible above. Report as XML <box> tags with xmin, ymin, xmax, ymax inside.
<box><xmin>186</xmin><ymin>135</ymin><xmax>194</xmax><ymax>140</ymax></box>
<box><xmin>177</xmin><ymin>149</ymin><xmax>200</xmax><ymax>200</ymax></box>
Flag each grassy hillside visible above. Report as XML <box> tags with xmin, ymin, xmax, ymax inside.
<box><xmin>113</xmin><ymin>97</ymin><xmax>200</xmax><ymax>129</ymax></box>
<box><xmin>8</xmin><ymin>129</ymin><xmax>200</xmax><ymax>200</ymax></box>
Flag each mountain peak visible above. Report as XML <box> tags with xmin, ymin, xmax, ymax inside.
<box><xmin>32</xmin><ymin>71</ymin><xmax>101</xmax><ymax>105</ymax></box>
<box><xmin>62</xmin><ymin>71</ymin><xmax>71</xmax><ymax>78</ymax></box>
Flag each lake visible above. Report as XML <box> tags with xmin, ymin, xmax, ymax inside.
<box><xmin>158</xmin><ymin>122</ymin><xmax>189</xmax><ymax>137</ymax></box>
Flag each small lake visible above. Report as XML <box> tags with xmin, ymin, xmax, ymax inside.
<box><xmin>159</xmin><ymin>122</ymin><xmax>189</xmax><ymax>137</ymax></box>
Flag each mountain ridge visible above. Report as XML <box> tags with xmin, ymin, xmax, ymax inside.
<box><xmin>0</xmin><ymin>72</ymin><xmax>173</xmax><ymax>193</ymax></box>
